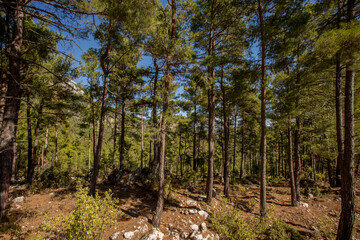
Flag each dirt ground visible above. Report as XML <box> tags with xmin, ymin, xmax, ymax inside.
<box><xmin>0</xmin><ymin>176</ymin><xmax>359</xmax><ymax>240</ymax></box>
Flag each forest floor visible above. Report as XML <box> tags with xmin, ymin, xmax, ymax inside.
<box><xmin>0</xmin><ymin>173</ymin><xmax>359</xmax><ymax>240</ymax></box>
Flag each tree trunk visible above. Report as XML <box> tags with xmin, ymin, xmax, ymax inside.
<box><xmin>88</xmin><ymin>122</ymin><xmax>91</xmax><ymax>173</ymax></box>
<box><xmin>0</xmin><ymin>0</ymin><xmax>24</xmax><ymax>218</ymax></box>
<box><xmin>152</xmin><ymin>58</ymin><xmax>159</xmax><ymax>174</ymax></box>
<box><xmin>240</xmin><ymin>114</ymin><xmax>245</xmax><ymax>179</ymax></box>
<box><xmin>141</xmin><ymin>105</ymin><xmax>144</xmax><ymax>169</ymax></box>
<box><xmin>91</xmin><ymin>97</ymin><xmax>97</xmax><ymax>160</ymax></box>
<box><xmin>287</xmin><ymin>117</ymin><xmax>297</xmax><ymax>206</ymax></box>
<box><xmin>43</xmin><ymin>125</ymin><xmax>49</xmax><ymax>168</ymax></box>
<box><xmin>233</xmin><ymin>113</ymin><xmax>237</xmax><ymax>175</ymax></box>
<box><xmin>28</xmin><ymin>98</ymin><xmax>44</xmax><ymax>185</ymax></box>
<box><xmin>153</xmin><ymin>0</ymin><xmax>176</xmax><ymax>225</ymax></box>
<box><xmin>192</xmin><ymin>93</ymin><xmax>198</xmax><ymax>172</ymax></box>
<box><xmin>310</xmin><ymin>135</ymin><xmax>317</xmax><ymax>182</ymax></box>
<box><xmin>179</xmin><ymin>131</ymin><xmax>183</xmax><ymax>177</ymax></box>
<box><xmin>27</xmin><ymin>94</ymin><xmax>33</xmax><ymax>184</ymax></box>
<box><xmin>258</xmin><ymin>0</ymin><xmax>267</xmax><ymax>218</ymax></box>
<box><xmin>336</xmin><ymin>68</ymin><xmax>356</xmax><ymax>240</ymax></box>
<box><xmin>221</xmin><ymin>64</ymin><xmax>230</xmax><ymax>197</ymax></box>
<box><xmin>90</xmin><ymin>23</ymin><xmax>111</xmax><ymax>196</ymax></box>
<box><xmin>206</xmin><ymin>0</ymin><xmax>215</xmax><ymax>205</ymax></box>
<box><xmin>54</xmin><ymin>117</ymin><xmax>58</xmax><ymax>164</ymax></box>
<box><xmin>119</xmin><ymin>97</ymin><xmax>126</xmax><ymax>170</ymax></box>
<box><xmin>112</xmin><ymin>98</ymin><xmax>118</xmax><ymax>169</ymax></box>
<box><xmin>294</xmin><ymin>117</ymin><xmax>301</xmax><ymax>202</ymax></box>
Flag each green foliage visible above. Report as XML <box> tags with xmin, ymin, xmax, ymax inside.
<box><xmin>39</xmin><ymin>182</ymin><xmax>120</xmax><ymax>240</ymax></box>
<box><xmin>316</xmin><ymin>216</ymin><xmax>336</xmax><ymax>240</ymax></box>
<box><xmin>210</xmin><ymin>199</ymin><xmax>303</xmax><ymax>240</ymax></box>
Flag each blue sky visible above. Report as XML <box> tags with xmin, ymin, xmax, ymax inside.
<box><xmin>61</xmin><ymin>0</ymin><xmax>168</xmax><ymax>84</ymax></box>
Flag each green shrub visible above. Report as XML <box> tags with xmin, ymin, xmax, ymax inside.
<box><xmin>40</xmin><ymin>182</ymin><xmax>120</xmax><ymax>240</ymax></box>
<box><xmin>210</xmin><ymin>199</ymin><xmax>255</xmax><ymax>240</ymax></box>
<box><xmin>210</xmin><ymin>198</ymin><xmax>303</xmax><ymax>240</ymax></box>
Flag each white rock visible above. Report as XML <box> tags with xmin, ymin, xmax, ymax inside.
<box><xmin>190</xmin><ymin>224</ymin><xmax>199</xmax><ymax>232</ymax></box>
<box><xmin>300</xmin><ymin>202</ymin><xmax>309</xmax><ymax>208</ymax></box>
<box><xmin>190</xmin><ymin>232</ymin><xmax>203</xmax><ymax>240</ymax></box>
<box><xmin>181</xmin><ymin>232</ymin><xmax>189</xmax><ymax>238</ymax></box>
<box><xmin>13</xmin><ymin>196</ymin><xmax>24</xmax><ymax>203</ymax></box>
<box><xmin>200</xmin><ymin>222</ymin><xmax>207</xmax><ymax>232</ymax></box>
<box><xmin>189</xmin><ymin>209</ymin><xmax>198</xmax><ymax>214</ymax></box>
<box><xmin>124</xmin><ymin>231</ymin><xmax>135</xmax><ymax>239</ymax></box>
<box><xmin>140</xmin><ymin>230</ymin><xmax>164</xmax><ymax>240</ymax></box>
<box><xmin>110</xmin><ymin>231</ymin><xmax>121</xmax><ymax>240</ymax></box>
<box><xmin>308</xmin><ymin>193</ymin><xmax>314</xmax><ymax>198</ymax></box>
<box><xmin>186</xmin><ymin>199</ymin><xmax>198</xmax><ymax>206</ymax></box>
<box><xmin>215</xmin><ymin>234</ymin><xmax>220</xmax><ymax>239</ymax></box>
<box><xmin>198</xmin><ymin>210</ymin><xmax>209</xmax><ymax>219</ymax></box>
<box><xmin>171</xmin><ymin>234</ymin><xmax>180</xmax><ymax>240</ymax></box>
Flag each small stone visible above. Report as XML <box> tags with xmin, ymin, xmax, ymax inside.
<box><xmin>198</xmin><ymin>210</ymin><xmax>209</xmax><ymax>219</ymax></box>
<box><xmin>171</xmin><ymin>234</ymin><xmax>180</xmax><ymax>240</ymax></box>
<box><xmin>13</xmin><ymin>196</ymin><xmax>24</xmax><ymax>203</ymax></box>
<box><xmin>215</xmin><ymin>234</ymin><xmax>220</xmax><ymax>239</ymax></box>
<box><xmin>140</xmin><ymin>229</ymin><xmax>164</xmax><ymax>240</ymax></box>
<box><xmin>200</xmin><ymin>222</ymin><xmax>207</xmax><ymax>232</ymax></box>
<box><xmin>308</xmin><ymin>193</ymin><xmax>314</xmax><ymax>198</ymax></box>
<box><xmin>189</xmin><ymin>209</ymin><xmax>198</xmax><ymax>214</ymax></box>
<box><xmin>186</xmin><ymin>199</ymin><xmax>197</xmax><ymax>206</ymax></box>
<box><xmin>190</xmin><ymin>224</ymin><xmax>199</xmax><ymax>232</ymax></box>
<box><xmin>300</xmin><ymin>202</ymin><xmax>309</xmax><ymax>208</ymax></box>
<box><xmin>190</xmin><ymin>232</ymin><xmax>203</xmax><ymax>240</ymax></box>
<box><xmin>110</xmin><ymin>232</ymin><xmax>121</xmax><ymax>240</ymax></box>
<box><xmin>181</xmin><ymin>232</ymin><xmax>189</xmax><ymax>238</ymax></box>
<box><xmin>124</xmin><ymin>231</ymin><xmax>135</xmax><ymax>239</ymax></box>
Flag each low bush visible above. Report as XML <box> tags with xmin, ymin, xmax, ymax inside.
<box><xmin>39</xmin><ymin>182</ymin><xmax>120</xmax><ymax>240</ymax></box>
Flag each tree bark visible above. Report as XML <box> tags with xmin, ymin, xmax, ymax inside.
<box><xmin>28</xmin><ymin>98</ymin><xmax>45</xmax><ymax>185</ymax></box>
<box><xmin>88</xmin><ymin>122</ymin><xmax>91</xmax><ymax>173</ymax></box>
<box><xmin>240</xmin><ymin>114</ymin><xmax>245</xmax><ymax>179</ymax></box>
<box><xmin>141</xmin><ymin>105</ymin><xmax>144</xmax><ymax>169</ymax></box>
<box><xmin>151</xmin><ymin>58</ymin><xmax>159</xmax><ymax>174</ymax></box>
<box><xmin>43</xmin><ymin>125</ymin><xmax>49</xmax><ymax>168</ymax></box>
<box><xmin>26</xmin><ymin>94</ymin><xmax>33</xmax><ymax>183</ymax></box>
<box><xmin>119</xmin><ymin>97</ymin><xmax>126</xmax><ymax>170</ymax></box>
<box><xmin>0</xmin><ymin>0</ymin><xmax>24</xmax><ymax>218</ymax></box>
<box><xmin>90</xmin><ymin>21</ymin><xmax>111</xmax><ymax>196</ymax></box>
<box><xmin>221</xmin><ymin>64</ymin><xmax>230</xmax><ymax>197</ymax></box>
<box><xmin>258</xmin><ymin>0</ymin><xmax>267</xmax><ymax>218</ymax></box>
<box><xmin>294</xmin><ymin>118</ymin><xmax>301</xmax><ymax>202</ymax></box>
<box><xmin>336</xmin><ymin>68</ymin><xmax>356</xmax><ymax>240</ymax></box>
<box><xmin>54</xmin><ymin>117</ymin><xmax>58</xmax><ymax>164</ymax></box>
<box><xmin>112</xmin><ymin>97</ymin><xmax>118</xmax><ymax>169</ymax></box>
<box><xmin>287</xmin><ymin>117</ymin><xmax>297</xmax><ymax>206</ymax></box>
<box><xmin>206</xmin><ymin>0</ymin><xmax>215</xmax><ymax>205</ymax></box>
<box><xmin>192</xmin><ymin>90</ymin><xmax>198</xmax><ymax>172</ymax></box>
<box><xmin>233</xmin><ymin>113</ymin><xmax>237</xmax><ymax>175</ymax></box>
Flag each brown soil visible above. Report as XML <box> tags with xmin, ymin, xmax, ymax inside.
<box><xmin>0</xmin><ymin>176</ymin><xmax>359</xmax><ymax>240</ymax></box>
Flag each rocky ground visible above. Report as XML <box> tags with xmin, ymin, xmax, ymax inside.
<box><xmin>1</xmin><ymin>172</ymin><xmax>359</xmax><ymax>239</ymax></box>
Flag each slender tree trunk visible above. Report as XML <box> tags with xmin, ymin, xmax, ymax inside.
<box><xmin>192</xmin><ymin>94</ymin><xmax>198</xmax><ymax>172</ymax></box>
<box><xmin>310</xmin><ymin>134</ymin><xmax>317</xmax><ymax>182</ymax></box>
<box><xmin>119</xmin><ymin>97</ymin><xmax>126</xmax><ymax>170</ymax></box>
<box><xmin>54</xmin><ymin>117</ymin><xmax>58</xmax><ymax>164</ymax></box>
<box><xmin>152</xmin><ymin>58</ymin><xmax>159</xmax><ymax>173</ymax></box>
<box><xmin>153</xmin><ymin>0</ymin><xmax>176</xmax><ymax>225</ymax></box>
<box><xmin>91</xmin><ymin>97</ymin><xmax>97</xmax><ymax>160</ymax></box>
<box><xmin>141</xmin><ymin>106</ymin><xmax>144</xmax><ymax>170</ymax></box>
<box><xmin>90</xmin><ymin>22</ymin><xmax>111</xmax><ymax>196</ymax></box>
<box><xmin>206</xmin><ymin>0</ymin><xmax>215</xmax><ymax>205</ymax></box>
<box><xmin>233</xmin><ymin>113</ymin><xmax>237</xmax><ymax>175</ymax></box>
<box><xmin>29</xmin><ymin>98</ymin><xmax>44</xmax><ymax>185</ymax></box>
<box><xmin>11</xmin><ymin>142</ymin><xmax>17</xmax><ymax>184</ymax></box>
<box><xmin>88</xmin><ymin>122</ymin><xmax>91</xmax><ymax>173</ymax></box>
<box><xmin>0</xmin><ymin>72</ymin><xmax>6</xmax><ymax>128</ymax></box>
<box><xmin>258</xmin><ymin>0</ymin><xmax>267</xmax><ymax>218</ymax></box>
<box><xmin>0</xmin><ymin>0</ymin><xmax>24</xmax><ymax>218</ymax></box>
<box><xmin>287</xmin><ymin>117</ymin><xmax>297</xmax><ymax>206</ymax></box>
<box><xmin>43</xmin><ymin>125</ymin><xmax>49</xmax><ymax>168</ymax></box>
<box><xmin>26</xmin><ymin>94</ymin><xmax>33</xmax><ymax>183</ymax></box>
<box><xmin>294</xmin><ymin>118</ymin><xmax>301</xmax><ymax>202</ymax></box>
<box><xmin>221</xmin><ymin>64</ymin><xmax>230</xmax><ymax>197</ymax></box>
<box><xmin>112</xmin><ymin>98</ymin><xmax>118</xmax><ymax>169</ymax></box>
<box><xmin>179</xmin><ymin>131</ymin><xmax>183</xmax><ymax>177</ymax></box>
<box><xmin>240</xmin><ymin>114</ymin><xmax>245</xmax><ymax>179</ymax></box>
